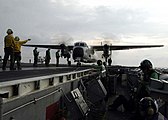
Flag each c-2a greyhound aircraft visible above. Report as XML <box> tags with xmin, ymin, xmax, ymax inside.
<box><xmin>23</xmin><ymin>42</ymin><xmax>163</xmax><ymax>66</ymax></box>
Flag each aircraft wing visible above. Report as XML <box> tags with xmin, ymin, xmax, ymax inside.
<box><xmin>23</xmin><ymin>44</ymin><xmax>74</xmax><ymax>50</ymax></box>
<box><xmin>91</xmin><ymin>45</ymin><xmax>164</xmax><ymax>51</ymax></box>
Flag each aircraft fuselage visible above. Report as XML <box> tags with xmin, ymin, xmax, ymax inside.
<box><xmin>72</xmin><ymin>42</ymin><xmax>96</xmax><ymax>63</ymax></box>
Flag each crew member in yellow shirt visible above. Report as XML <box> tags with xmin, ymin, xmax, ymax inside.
<box><xmin>2</xmin><ymin>29</ymin><xmax>15</xmax><ymax>70</ymax></box>
<box><xmin>14</xmin><ymin>36</ymin><xmax>31</xmax><ymax>70</ymax></box>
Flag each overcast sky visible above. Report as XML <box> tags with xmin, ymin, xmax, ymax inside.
<box><xmin>0</xmin><ymin>0</ymin><xmax>168</xmax><ymax>67</ymax></box>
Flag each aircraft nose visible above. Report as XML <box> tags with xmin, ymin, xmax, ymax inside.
<box><xmin>73</xmin><ymin>47</ymin><xmax>84</xmax><ymax>59</ymax></box>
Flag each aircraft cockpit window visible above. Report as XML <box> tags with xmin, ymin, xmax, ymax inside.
<box><xmin>84</xmin><ymin>43</ymin><xmax>88</xmax><ymax>48</ymax></box>
<box><xmin>75</xmin><ymin>43</ymin><xmax>80</xmax><ymax>46</ymax></box>
<box><xmin>80</xmin><ymin>43</ymin><xmax>84</xmax><ymax>46</ymax></box>
<box><xmin>74</xmin><ymin>42</ymin><xmax>88</xmax><ymax>47</ymax></box>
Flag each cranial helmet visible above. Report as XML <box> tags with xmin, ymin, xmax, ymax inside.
<box><xmin>140</xmin><ymin>59</ymin><xmax>153</xmax><ymax>70</ymax></box>
<box><xmin>14</xmin><ymin>36</ymin><xmax>20</xmax><ymax>41</ymax></box>
<box><xmin>97</xmin><ymin>60</ymin><xmax>102</xmax><ymax>66</ymax></box>
<box><xmin>139</xmin><ymin>97</ymin><xmax>158</xmax><ymax>117</ymax></box>
<box><xmin>6</xmin><ymin>29</ymin><xmax>13</xmax><ymax>34</ymax></box>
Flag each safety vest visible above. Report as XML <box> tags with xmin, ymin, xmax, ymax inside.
<box><xmin>4</xmin><ymin>34</ymin><xmax>15</xmax><ymax>48</ymax></box>
<box><xmin>14</xmin><ymin>40</ymin><xmax>28</xmax><ymax>52</ymax></box>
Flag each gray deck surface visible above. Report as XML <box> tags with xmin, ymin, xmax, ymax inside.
<box><xmin>0</xmin><ymin>63</ymin><xmax>91</xmax><ymax>82</ymax></box>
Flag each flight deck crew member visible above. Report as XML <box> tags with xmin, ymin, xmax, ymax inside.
<box><xmin>45</xmin><ymin>48</ymin><xmax>51</xmax><ymax>67</ymax></box>
<box><xmin>136</xmin><ymin>59</ymin><xmax>159</xmax><ymax>101</ymax></box>
<box><xmin>56</xmin><ymin>50</ymin><xmax>60</xmax><ymax>66</ymax></box>
<box><xmin>139</xmin><ymin>59</ymin><xmax>159</xmax><ymax>84</ymax></box>
<box><xmin>14</xmin><ymin>36</ymin><xmax>31</xmax><ymax>70</ymax></box>
<box><xmin>108</xmin><ymin>58</ymin><xmax>112</xmax><ymax>66</ymax></box>
<box><xmin>66</xmin><ymin>51</ymin><xmax>71</xmax><ymax>66</ymax></box>
<box><xmin>33</xmin><ymin>47</ymin><xmax>39</xmax><ymax>67</ymax></box>
<box><xmin>94</xmin><ymin>60</ymin><xmax>103</xmax><ymax>72</ymax></box>
<box><xmin>138</xmin><ymin>97</ymin><xmax>167</xmax><ymax>120</ymax></box>
<box><xmin>2</xmin><ymin>29</ymin><xmax>15</xmax><ymax>70</ymax></box>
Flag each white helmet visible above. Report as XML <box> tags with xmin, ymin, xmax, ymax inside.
<box><xmin>139</xmin><ymin>97</ymin><xmax>158</xmax><ymax>117</ymax></box>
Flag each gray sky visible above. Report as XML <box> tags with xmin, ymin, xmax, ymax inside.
<box><xmin>0</xmin><ymin>0</ymin><xmax>167</xmax><ymax>67</ymax></box>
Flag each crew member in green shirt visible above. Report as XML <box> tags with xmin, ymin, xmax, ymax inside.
<box><xmin>139</xmin><ymin>59</ymin><xmax>159</xmax><ymax>84</ymax></box>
